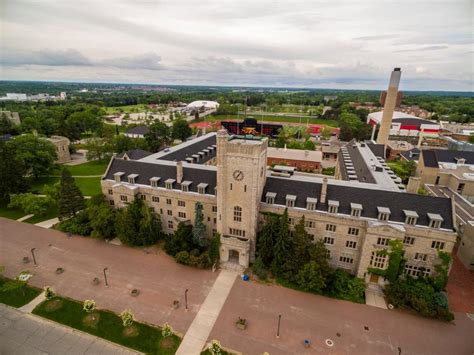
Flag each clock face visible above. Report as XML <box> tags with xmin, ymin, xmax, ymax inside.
<box><xmin>233</xmin><ymin>170</ymin><xmax>244</xmax><ymax>181</ymax></box>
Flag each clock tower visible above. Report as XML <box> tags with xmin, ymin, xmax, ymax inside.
<box><xmin>216</xmin><ymin>129</ymin><xmax>268</xmax><ymax>268</ymax></box>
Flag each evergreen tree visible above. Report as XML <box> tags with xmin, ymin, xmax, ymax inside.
<box><xmin>257</xmin><ymin>214</ymin><xmax>279</xmax><ymax>267</ymax></box>
<box><xmin>165</xmin><ymin>222</ymin><xmax>194</xmax><ymax>255</ymax></box>
<box><xmin>282</xmin><ymin>216</ymin><xmax>312</xmax><ymax>282</ymax></box>
<box><xmin>0</xmin><ymin>141</ymin><xmax>27</xmax><ymax>202</ymax></box>
<box><xmin>171</xmin><ymin>119</ymin><xmax>192</xmax><ymax>141</ymax></box>
<box><xmin>297</xmin><ymin>261</ymin><xmax>326</xmax><ymax>293</ymax></box>
<box><xmin>272</xmin><ymin>209</ymin><xmax>291</xmax><ymax>275</ymax></box>
<box><xmin>193</xmin><ymin>202</ymin><xmax>207</xmax><ymax>248</ymax></box>
<box><xmin>88</xmin><ymin>195</ymin><xmax>116</xmax><ymax>239</ymax></box>
<box><xmin>208</xmin><ymin>232</ymin><xmax>221</xmax><ymax>265</ymax></box>
<box><xmin>58</xmin><ymin>168</ymin><xmax>85</xmax><ymax>221</ymax></box>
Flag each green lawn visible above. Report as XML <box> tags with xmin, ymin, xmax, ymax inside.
<box><xmin>23</xmin><ymin>205</ymin><xmax>58</xmax><ymax>224</ymax></box>
<box><xmin>0</xmin><ymin>277</ymin><xmax>41</xmax><ymax>308</ymax></box>
<box><xmin>66</xmin><ymin>161</ymin><xmax>109</xmax><ymax>176</ymax></box>
<box><xmin>210</xmin><ymin>114</ymin><xmax>339</xmax><ymax>127</ymax></box>
<box><xmin>33</xmin><ymin>297</ymin><xmax>181</xmax><ymax>354</ymax></box>
<box><xmin>201</xmin><ymin>349</ymin><xmax>230</xmax><ymax>355</ymax></box>
<box><xmin>31</xmin><ymin>177</ymin><xmax>102</xmax><ymax>196</ymax></box>
<box><xmin>104</xmin><ymin>104</ymin><xmax>150</xmax><ymax>114</ymax></box>
<box><xmin>0</xmin><ymin>205</ymin><xmax>27</xmax><ymax>220</ymax></box>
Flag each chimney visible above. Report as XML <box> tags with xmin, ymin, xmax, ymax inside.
<box><xmin>406</xmin><ymin>177</ymin><xmax>421</xmax><ymax>194</ymax></box>
<box><xmin>320</xmin><ymin>177</ymin><xmax>328</xmax><ymax>204</ymax></box>
<box><xmin>176</xmin><ymin>161</ymin><xmax>183</xmax><ymax>184</ymax></box>
<box><xmin>376</xmin><ymin>68</ymin><xmax>401</xmax><ymax>145</ymax></box>
<box><xmin>417</xmin><ymin>128</ymin><xmax>424</xmax><ymax>148</ymax></box>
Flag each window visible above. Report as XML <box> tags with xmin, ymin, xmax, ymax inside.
<box><xmin>150</xmin><ymin>177</ymin><xmax>160</xmax><ymax>188</ymax></box>
<box><xmin>114</xmin><ymin>172</ymin><xmax>124</xmax><ymax>183</ymax></box>
<box><xmin>305</xmin><ymin>220</ymin><xmax>316</xmax><ymax>228</ymax></box>
<box><xmin>128</xmin><ymin>175</ymin><xmax>137</xmax><ymax>184</ymax></box>
<box><xmin>178</xmin><ymin>200</ymin><xmax>185</xmax><ymax>207</ymax></box>
<box><xmin>348</xmin><ymin>227</ymin><xmax>359</xmax><ymax>236</ymax></box>
<box><xmin>308</xmin><ymin>234</ymin><xmax>315</xmax><ymax>241</ymax></box>
<box><xmin>339</xmin><ymin>256</ymin><xmax>354</xmax><ymax>264</ymax></box>
<box><xmin>328</xmin><ymin>200</ymin><xmax>339</xmax><ymax>214</ymax></box>
<box><xmin>370</xmin><ymin>251</ymin><xmax>387</xmax><ymax>269</ymax></box>
<box><xmin>150</xmin><ymin>207</ymin><xmax>155</xmax><ymax>212</ymax></box>
<box><xmin>345</xmin><ymin>240</ymin><xmax>357</xmax><ymax>249</ymax></box>
<box><xmin>198</xmin><ymin>183</ymin><xmax>208</xmax><ymax>194</ymax></box>
<box><xmin>167</xmin><ymin>210</ymin><xmax>172</xmax><ymax>216</ymax></box>
<box><xmin>230</xmin><ymin>183</ymin><xmax>232</xmax><ymax>190</ymax></box>
<box><xmin>406</xmin><ymin>216</ymin><xmax>417</xmax><ymax>225</ymax></box>
<box><xmin>213</xmin><ymin>218</ymin><xmax>217</xmax><ymax>224</ymax></box>
<box><xmin>457</xmin><ymin>183</ymin><xmax>465</xmax><ymax>193</ymax></box>
<box><xmin>160</xmin><ymin>208</ymin><xmax>163</xmax><ymax>214</ymax></box>
<box><xmin>377</xmin><ymin>237</ymin><xmax>389</xmax><ymax>246</ymax></box>
<box><xmin>233</xmin><ymin>206</ymin><xmax>242</xmax><ymax>222</ymax></box>
<box><xmin>306</xmin><ymin>202</ymin><xmax>316</xmax><ymax>210</ymax></box>
<box><xmin>244</xmin><ymin>185</ymin><xmax>247</xmax><ymax>192</ymax></box>
<box><xmin>288</xmin><ymin>217</ymin><xmax>295</xmax><ymax>225</ymax></box>
<box><xmin>323</xmin><ymin>236</ymin><xmax>334</xmax><ymax>245</ymax></box>
<box><xmin>212</xmin><ymin>206</ymin><xmax>217</xmax><ymax>213</ymax></box>
<box><xmin>403</xmin><ymin>236</ymin><xmax>415</xmax><ymax>245</ymax></box>
<box><xmin>120</xmin><ymin>195</ymin><xmax>128</xmax><ymax>202</ymax></box>
<box><xmin>326</xmin><ymin>224</ymin><xmax>336</xmax><ymax>232</ymax></box>
<box><xmin>140</xmin><ymin>195</ymin><xmax>146</xmax><ymax>201</ymax></box>
<box><xmin>428</xmin><ymin>213</ymin><xmax>443</xmax><ymax>229</ymax></box>
<box><xmin>286</xmin><ymin>195</ymin><xmax>296</xmax><ymax>208</ymax></box>
<box><xmin>165</xmin><ymin>179</ymin><xmax>175</xmax><ymax>190</ymax></box>
<box><xmin>182</xmin><ymin>185</ymin><xmax>189</xmax><ymax>192</ymax></box>
<box><xmin>326</xmin><ymin>250</ymin><xmax>331</xmax><ymax>258</ymax></box>
<box><xmin>377</xmin><ymin>207</ymin><xmax>391</xmax><ymax>221</ymax></box>
<box><xmin>108</xmin><ymin>189</ymin><xmax>113</xmax><ymax>195</ymax></box>
<box><xmin>404</xmin><ymin>210</ymin><xmax>418</xmax><ymax>226</ymax></box>
<box><xmin>414</xmin><ymin>253</ymin><xmax>428</xmax><ymax>261</ymax></box>
<box><xmin>168</xmin><ymin>220</ymin><xmax>174</xmax><ymax>230</ymax></box>
<box><xmin>405</xmin><ymin>264</ymin><xmax>430</xmax><ymax>277</ymax></box>
<box><xmin>152</xmin><ymin>196</ymin><xmax>159</xmax><ymax>203</ymax></box>
<box><xmin>166</xmin><ymin>198</ymin><xmax>172</xmax><ymax>205</ymax></box>
<box><xmin>378</xmin><ymin>212</ymin><xmax>389</xmax><ymax>221</ymax></box>
<box><xmin>431</xmin><ymin>241</ymin><xmax>445</xmax><ymax>250</ymax></box>
<box><xmin>178</xmin><ymin>212</ymin><xmax>186</xmax><ymax>218</ymax></box>
<box><xmin>266</xmin><ymin>195</ymin><xmax>275</xmax><ymax>204</ymax></box>
<box><xmin>229</xmin><ymin>228</ymin><xmax>246</xmax><ymax>238</ymax></box>
<box><xmin>350</xmin><ymin>203</ymin><xmax>362</xmax><ymax>217</ymax></box>
<box><xmin>429</xmin><ymin>219</ymin><xmax>442</xmax><ymax>229</ymax></box>
<box><xmin>109</xmin><ymin>200</ymin><xmax>115</xmax><ymax>206</ymax></box>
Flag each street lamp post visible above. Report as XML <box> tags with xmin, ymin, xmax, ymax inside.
<box><xmin>103</xmin><ymin>267</ymin><xmax>109</xmax><ymax>287</ymax></box>
<box><xmin>185</xmin><ymin>289</ymin><xmax>189</xmax><ymax>311</ymax></box>
<box><xmin>30</xmin><ymin>248</ymin><xmax>37</xmax><ymax>265</ymax></box>
<box><xmin>276</xmin><ymin>314</ymin><xmax>282</xmax><ymax>338</ymax></box>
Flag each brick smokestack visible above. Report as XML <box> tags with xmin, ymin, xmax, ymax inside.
<box><xmin>320</xmin><ymin>177</ymin><xmax>328</xmax><ymax>204</ymax></box>
<box><xmin>376</xmin><ymin>68</ymin><xmax>401</xmax><ymax>145</ymax></box>
<box><xmin>176</xmin><ymin>161</ymin><xmax>183</xmax><ymax>184</ymax></box>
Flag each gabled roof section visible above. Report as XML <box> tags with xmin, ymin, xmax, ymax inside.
<box><xmin>117</xmin><ymin>149</ymin><xmax>152</xmax><ymax>160</ymax></box>
<box><xmin>126</xmin><ymin>126</ymin><xmax>149</xmax><ymax>135</ymax></box>
<box><xmin>422</xmin><ymin>150</ymin><xmax>439</xmax><ymax>168</ymax></box>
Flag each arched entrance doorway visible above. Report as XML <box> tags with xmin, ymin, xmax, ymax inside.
<box><xmin>228</xmin><ymin>249</ymin><xmax>240</xmax><ymax>264</ymax></box>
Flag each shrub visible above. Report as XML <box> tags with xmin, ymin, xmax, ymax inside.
<box><xmin>43</xmin><ymin>286</ymin><xmax>55</xmax><ymax>300</ymax></box>
<box><xmin>252</xmin><ymin>257</ymin><xmax>268</xmax><ymax>280</ymax></box>
<box><xmin>57</xmin><ymin>211</ymin><xmax>92</xmax><ymax>236</ymax></box>
<box><xmin>175</xmin><ymin>251</ymin><xmax>190</xmax><ymax>264</ymax></box>
<box><xmin>120</xmin><ymin>309</ymin><xmax>134</xmax><ymax>327</ymax></box>
<box><xmin>83</xmin><ymin>299</ymin><xmax>96</xmax><ymax>313</ymax></box>
<box><xmin>197</xmin><ymin>251</ymin><xmax>212</xmax><ymax>269</ymax></box>
<box><xmin>209</xmin><ymin>340</ymin><xmax>222</xmax><ymax>355</ymax></box>
<box><xmin>190</xmin><ymin>249</ymin><xmax>200</xmax><ymax>257</ymax></box>
<box><xmin>161</xmin><ymin>322</ymin><xmax>173</xmax><ymax>337</ymax></box>
<box><xmin>325</xmin><ymin>269</ymin><xmax>365</xmax><ymax>303</ymax></box>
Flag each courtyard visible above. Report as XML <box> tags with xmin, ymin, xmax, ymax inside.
<box><xmin>1</xmin><ymin>218</ymin><xmax>473</xmax><ymax>354</ymax></box>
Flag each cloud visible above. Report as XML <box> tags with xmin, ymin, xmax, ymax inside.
<box><xmin>1</xmin><ymin>48</ymin><xmax>163</xmax><ymax>70</ymax></box>
<box><xmin>353</xmin><ymin>34</ymin><xmax>401</xmax><ymax>41</ymax></box>
<box><xmin>394</xmin><ymin>45</ymin><xmax>449</xmax><ymax>53</ymax></box>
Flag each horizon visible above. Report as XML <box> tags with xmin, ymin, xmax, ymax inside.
<box><xmin>1</xmin><ymin>0</ymin><xmax>473</xmax><ymax>91</ymax></box>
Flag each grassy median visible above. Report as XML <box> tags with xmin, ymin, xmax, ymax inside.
<box><xmin>0</xmin><ymin>277</ymin><xmax>41</xmax><ymax>308</ymax></box>
<box><xmin>33</xmin><ymin>296</ymin><xmax>180</xmax><ymax>354</ymax></box>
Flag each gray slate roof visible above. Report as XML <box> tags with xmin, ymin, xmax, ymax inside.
<box><xmin>126</xmin><ymin>126</ymin><xmax>149</xmax><ymax>135</ymax></box>
<box><xmin>262</xmin><ymin>176</ymin><xmax>453</xmax><ymax>229</ymax></box>
<box><xmin>338</xmin><ymin>141</ymin><xmax>377</xmax><ymax>184</ymax></box>
<box><xmin>117</xmin><ymin>149</ymin><xmax>152</xmax><ymax>160</ymax></box>
<box><xmin>157</xmin><ymin>134</ymin><xmax>216</xmax><ymax>164</ymax></box>
<box><xmin>104</xmin><ymin>158</ymin><xmax>217</xmax><ymax>194</ymax></box>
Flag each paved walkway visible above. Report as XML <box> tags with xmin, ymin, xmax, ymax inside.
<box><xmin>18</xmin><ymin>292</ymin><xmax>46</xmax><ymax>314</ymax></box>
<box><xmin>16</xmin><ymin>214</ymin><xmax>34</xmax><ymax>222</ymax></box>
<box><xmin>176</xmin><ymin>270</ymin><xmax>238</xmax><ymax>354</ymax></box>
<box><xmin>365</xmin><ymin>284</ymin><xmax>388</xmax><ymax>309</ymax></box>
<box><xmin>0</xmin><ymin>304</ymin><xmax>139</xmax><ymax>354</ymax></box>
<box><xmin>34</xmin><ymin>218</ymin><xmax>59</xmax><ymax>228</ymax></box>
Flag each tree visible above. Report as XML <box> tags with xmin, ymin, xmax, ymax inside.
<box><xmin>58</xmin><ymin>169</ymin><xmax>85</xmax><ymax>221</ymax></box>
<box><xmin>116</xmin><ymin>198</ymin><xmax>161</xmax><ymax>246</ymax></box>
<box><xmin>88</xmin><ymin>195</ymin><xmax>116</xmax><ymax>239</ymax></box>
<box><xmin>282</xmin><ymin>216</ymin><xmax>312</xmax><ymax>282</ymax></box>
<box><xmin>469</xmin><ymin>134</ymin><xmax>474</xmax><ymax>144</ymax></box>
<box><xmin>171</xmin><ymin>119</ymin><xmax>192</xmax><ymax>141</ymax></box>
<box><xmin>297</xmin><ymin>261</ymin><xmax>326</xmax><ymax>293</ymax></box>
<box><xmin>320</xmin><ymin>126</ymin><xmax>332</xmax><ymax>140</ymax></box>
<box><xmin>338</xmin><ymin>112</ymin><xmax>371</xmax><ymax>141</ymax></box>
<box><xmin>0</xmin><ymin>113</ymin><xmax>14</xmax><ymax>135</ymax></box>
<box><xmin>272</xmin><ymin>209</ymin><xmax>291</xmax><ymax>275</ymax></box>
<box><xmin>193</xmin><ymin>202</ymin><xmax>207</xmax><ymax>248</ymax></box>
<box><xmin>208</xmin><ymin>232</ymin><xmax>221</xmax><ymax>266</ymax></box>
<box><xmin>84</xmin><ymin>137</ymin><xmax>113</xmax><ymax>161</ymax></box>
<box><xmin>6</xmin><ymin>134</ymin><xmax>56</xmax><ymax>178</ymax></box>
<box><xmin>257</xmin><ymin>214</ymin><xmax>279</xmax><ymax>267</ymax></box>
<box><xmin>303</xmin><ymin>139</ymin><xmax>315</xmax><ymax>151</ymax></box>
<box><xmin>0</xmin><ymin>141</ymin><xmax>27</xmax><ymax>202</ymax></box>
<box><xmin>8</xmin><ymin>193</ymin><xmax>55</xmax><ymax>216</ymax></box>
<box><xmin>145</xmin><ymin>121</ymin><xmax>170</xmax><ymax>152</ymax></box>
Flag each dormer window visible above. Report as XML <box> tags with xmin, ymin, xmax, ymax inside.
<box><xmin>165</xmin><ymin>179</ymin><xmax>175</xmax><ymax>190</ymax></box>
<box><xmin>266</xmin><ymin>192</ymin><xmax>276</xmax><ymax>204</ymax></box>
<box><xmin>127</xmin><ymin>174</ymin><xmax>138</xmax><ymax>184</ymax></box>
<box><xmin>286</xmin><ymin>195</ymin><xmax>296</xmax><ymax>208</ymax></box>
<box><xmin>404</xmin><ymin>210</ymin><xmax>419</xmax><ymax>226</ymax></box>
<box><xmin>350</xmin><ymin>203</ymin><xmax>362</xmax><ymax>217</ymax></box>
<box><xmin>377</xmin><ymin>207</ymin><xmax>391</xmax><ymax>221</ymax></box>
<box><xmin>306</xmin><ymin>197</ymin><xmax>317</xmax><ymax>210</ymax></box>
<box><xmin>150</xmin><ymin>177</ymin><xmax>160</xmax><ymax>188</ymax></box>
<box><xmin>197</xmin><ymin>183</ymin><xmax>208</xmax><ymax>194</ymax></box>
<box><xmin>427</xmin><ymin>213</ymin><xmax>443</xmax><ymax>229</ymax></box>
<box><xmin>114</xmin><ymin>172</ymin><xmax>125</xmax><ymax>183</ymax></box>
<box><xmin>328</xmin><ymin>200</ymin><xmax>339</xmax><ymax>214</ymax></box>
<box><xmin>455</xmin><ymin>157</ymin><xmax>466</xmax><ymax>165</ymax></box>
<box><xmin>181</xmin><ymin>181</ymin><xmax>192</xmax><ymax>192</ymax></box>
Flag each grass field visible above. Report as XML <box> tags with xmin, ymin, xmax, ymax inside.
<box><xmin>210</xmin><ymin>114</ymin><xmax>339</xmax><ymax>127</ymax></box>
<box><xmin>23</xmin><ymin>206</ymin><xmax>58</xmax><ymax>224</ymax></box>
<box><xmin>31</xmin><ymin>177</ymin><xmax>102</xmax><ymax>196</ymax></box>
<box><xmin>0</xmin><ymin>277</ymin><xmax>41</xmax><ymax>308</ymax></box>
<box><xmin>33</xmin><ymin>296</ymin><xmax>181</xmax><ymax>354</ymax></box>
<box><xmin>0</xmin><ymin>205</ymin><xmax>27</xmax><ymax>220</ymax></box>
<box><xmin>65</xmin><ymin>160</ymin><xmax>109</xmax><ymax>176</ymax></box>
<box><xmin>104</xmin><ymin>104</ymin><xmax>150</xmax><ymax>114</ymax></box>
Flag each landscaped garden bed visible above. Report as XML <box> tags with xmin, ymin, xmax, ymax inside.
<box><xmin>0</xmin><ymin>277</ymin><xmax>41</xmax><ymax>308</ymax></box>
<box><xmin>33</xmin><ymin>296</ymin><xmax>181</xmax><ymax>354</ymax></box>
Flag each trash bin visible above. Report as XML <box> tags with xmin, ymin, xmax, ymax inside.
<box><xmin>242</xmin><ymin>274</ymin><xmax>249</xmax><ymax>281</ymax></box>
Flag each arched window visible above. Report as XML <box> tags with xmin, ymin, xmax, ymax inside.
<box><xmin>233</xmin><ymin>206</ymin><xmax>242</xmax><ymax>222</ymax></box>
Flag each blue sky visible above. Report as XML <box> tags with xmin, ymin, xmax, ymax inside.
<box><xmin>1</xmin><ymin>0</ymin><xmax>473</xmax><ymax>91</ymax></box>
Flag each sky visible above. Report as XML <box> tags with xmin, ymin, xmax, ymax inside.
<box><xmin>1</xmin><ymin>0</ymin><xmax>473</xmax><ymax>91</ymax></box>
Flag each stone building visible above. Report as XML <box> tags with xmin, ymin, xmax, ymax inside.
<box><xmin>46</xmin><ymin>135</ymin><xmax>71</xmax><ymax>163</ymax></box>
<box><xmin>101</xmin><ymin>130</ymin><xmax>456</xmax><ymax>286</ymax></box>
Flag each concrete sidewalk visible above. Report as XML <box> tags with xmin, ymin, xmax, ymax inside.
<box><xmin>34</xmin><ymin>218</ymin><xmax>59</xmax><ymax>228</ymax></box>
<box><xmin>0</xmin><ymin>304</ymin><xmax>139</xmax><ymax>354</ymax></box>
<box><xmin>176</xmin><ymin>270</ymin><xmax>238</xmax><ymax>355</ymax></box>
